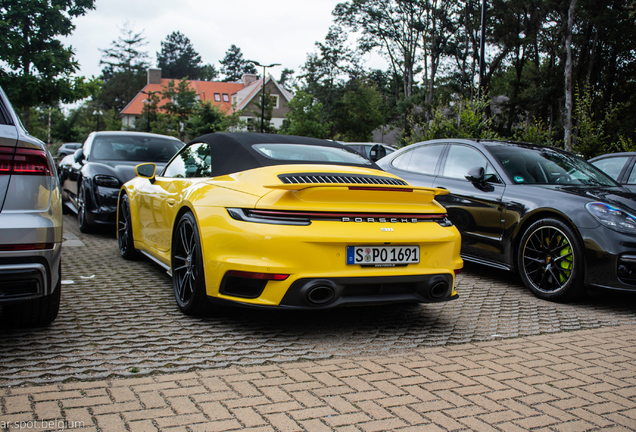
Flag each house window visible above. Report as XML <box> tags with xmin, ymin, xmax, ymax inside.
<box><xmin>214</xmin><ymin>93</ymin><xmax>221</xmax><ymax>102</ymax></box>
<box><xmin>222</xmin><ymin>93</ymin><xmax>229</xmax><ymax>102</ymax></box>
<box><xmin>270</xmin><ymin>94</ymin><xmax>279</xmax><ymax>109</ymax></box>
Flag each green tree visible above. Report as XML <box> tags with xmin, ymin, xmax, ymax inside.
<box><xmin>186</xmin><ymin>100</ymin><xmax>229</xmax><ymax>138</ymax></box>
<box><xmin>157</xmin><ymin>31</ymin><xmax>210</xmax><ymax>80</ymax></box>
<box><xmin>97</xmin><ymin>22</ymin><xmax>149</xmax><ymax>113</ymax></box>
<box><xmin>281</xmin><ymin>89</ymin><xmax>332</xmax><ymax>138</ymax></box>
<box><xmin>337</xmin><ymin>80</ymin><xmax>383</xmax><ymax>142</ymax></box>
<box><xmin>219</xmin><ymin>45</ymin><xmax>257</xmax><ymax>82</ymax></box>
<box><xmin>0</xmin><ymin>0</ymin><xmax>96</xmax><ymax>129</ymax></box>
<box><xmin>197</xmin><ymin>64</ymin><xmax>219</xmax><ymax>81</ymax></box>
<box><xmin>409</xmin><ymin>95</ymin><xmax>500</xmax><ymax>143</ymax></box>
<box><xmin>278</xmin><ymin>68</ymin><xmax>295</xmax><ymax>89</ymax></box>
<box><xmin>160</xmin><ymin>78</ymin><xmax>198</xmax><ymax>140</ymax></box>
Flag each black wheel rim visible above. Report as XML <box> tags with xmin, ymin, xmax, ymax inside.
<box><xmin>118</xmin><ymin>198</ymin><xmax>130</xmax><ymax>254</ymax></box>
<box><xmin>173</xmin><ymin>219</ymin><xmax>197</xmax><ymax>305</ymax></box>
<box><xmin>522</xmin><ymin>226</ymin><xmax>574</xmax><ymax>293</ymax></box>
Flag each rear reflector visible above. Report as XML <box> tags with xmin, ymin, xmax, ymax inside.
<box><xmin>227</xmin><ymin>270</ymin><xmax>289</xmax><ymax>281</ymax></box>
<box><xmin>0</xmin><ymin>146</ymin><xmax>51</xmax><ymax>176</ymax></box>
<box><xmin>0</xmin><ymin>243</ymin><xmax>53</xmax><ymax>251</ymax></box>
<box><xmin>454</xmin><ymin>268</ymin><xmax>462</xmax><ymax>275</ymax></box>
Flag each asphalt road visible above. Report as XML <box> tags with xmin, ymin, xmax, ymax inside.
<box><xmin>1</xmin><ymin>214</ymin><xmax>635</xmax><ymax>386</ymax></box>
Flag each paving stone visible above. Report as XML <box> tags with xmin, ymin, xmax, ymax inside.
<box><xmin>0</xmin><ymin>217</ymin><xmax>635</xmax><ymax>431</ymax></box>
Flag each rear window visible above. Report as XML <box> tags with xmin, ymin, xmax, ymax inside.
<box><xmin>90</xmin><ymin>135</ymin><xmax>183</xmax><ymax>163</ymax></box>
<box><xmin>253</xmin><ymin>143</ymin><xmax>371</xmax><ymax>165</ymax></box>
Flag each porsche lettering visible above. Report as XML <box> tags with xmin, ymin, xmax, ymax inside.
<box><xmin>342</xmin><ymin>217</ymin><xmax>418</xmax><ymax>223</ymax></box>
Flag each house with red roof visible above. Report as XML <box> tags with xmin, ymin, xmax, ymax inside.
<box><xmin>120</xmin><ymin>68</ymin><xmax>293</xmax><ymax>131</ymax></box>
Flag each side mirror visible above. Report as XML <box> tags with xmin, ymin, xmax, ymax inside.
<box><xmin>73</xmin><ymin>148</ymin><xmax>84</xmax><ymax>164</ymax></box>
<box><xmin>369</xmin><ymin>144</ymin><xmax>387</xmax><ymax>162</ymax></box>
<box><xmin>135</xmin><ymin>163</ymin><xmax>156</xmax><ymax>182</ymax></box>
<box><xmin>465</xmin><ymin>166</ymin><xmax>485</xmax><ymax>187</ymax></box>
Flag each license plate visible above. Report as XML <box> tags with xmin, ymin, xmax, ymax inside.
<box><xmin>346</xmin><ymin>245</ymin><xmax>420</xmax><ymax>267</ymax></box>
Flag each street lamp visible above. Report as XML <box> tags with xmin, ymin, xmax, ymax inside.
<box><xmin>141</xmin><ymin>90</ymin><xmax>158</xmax><ymax>132</ymax></box>
<box><xmin>246</xmin><ymin>60</ymin><xmax>281</xmax><ymax>133</ymax></box>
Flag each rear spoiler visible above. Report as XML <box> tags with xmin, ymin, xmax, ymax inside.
<box><xmin>263</xmin><ymin>183</ymin><xmax>449</xmax><ymax>195</ymax></box>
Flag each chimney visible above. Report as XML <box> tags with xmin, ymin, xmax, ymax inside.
<box><xmin>148</xmin><ymin>68</ymin><xmax>162</xmax><ymax>85</ymax></box>
<box><xmin>242</xmin><ymin>73</ymin><xmax>258</xmax><ymax>87</ymax></box>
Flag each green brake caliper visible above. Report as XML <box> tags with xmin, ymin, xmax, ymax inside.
<box><xmin>557</xmin><ymin>235</ymin><xmax>572</xmax><ymax>283</ymax></box>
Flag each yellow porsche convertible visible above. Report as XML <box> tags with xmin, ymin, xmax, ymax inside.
<box><xmin>117</xmin><ymin>133</ymin><xmax>463</xmax><ymax>315</ymax></box>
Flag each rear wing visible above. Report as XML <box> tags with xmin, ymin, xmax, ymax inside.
<box><xmin>263</xmin><ymin>183</ymin><xmax>449</xmax><ymax>196</ymax></box>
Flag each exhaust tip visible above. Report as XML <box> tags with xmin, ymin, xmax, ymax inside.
<box><xmin>429</xmin><ymin>281</ymin><xmax>449</xmax><ymax>299</ymax></box>
<box><xmin>306</xmin><ymin>286</ymin><xmax>335</xmax><ymax>304</ymax></box>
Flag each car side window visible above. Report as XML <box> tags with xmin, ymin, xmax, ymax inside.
<box><xmin>441</xmin><ymin>145</ymin><xmax>498</xmax><ymax>182</ymax></box>
<box><xmin>591</xmin><ymin>157</ymin><xmax>629</xmax><ymax>181</ymax></box>
<box><xmin>626</xmin><ymin>162</ymin><xmax>636</xmax><ymax>185</ymax></box>
<box><xmin>0</xmin><ymin>100</ymin><xmax>8</xmax><ymax>125</ymax></box>
<box><xmin>391</xmin><ymin>144</ymin><xmax>443</xmax><ymax>175</ymax></box>
<box><xmin>163</xmin><ymin>142</ymin><xmax>211</xmax><ymax>178</ymax></box>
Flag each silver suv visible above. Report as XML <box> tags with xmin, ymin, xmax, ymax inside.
<box><xmin>0</xmin><ymin>86</ymin><xmax>62</xmax><ymax>326</ymax></box>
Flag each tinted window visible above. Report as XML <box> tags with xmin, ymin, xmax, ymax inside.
<box><xmin>626</xmin><ymin>164</ymin><xmax>636</xmax><ymax>185</ymax></box>
<box><xmin>163</xmin><ymin>142</ymin><xmax>211</xmax><ymax>178</ymax></box>
<box><xmin>591</xmin><ymin>157</ymin><xmax>629</xmax><ymax>181</ymax></box>
<box><xmin>90</xmin><ymin>135</ymin><xmax>182</xmax><ymax>162</ymax></box>
<box><xmin>253</xmin><ymin>143</ymin><xmax>371</xmax><ymax>165</ymax></box>
<box><xmin>392</xmin><ymin>144</ymin><xmax>443</xmax><ymax>175</ymax></box>
<box><xmin>489</xmin><ymin>146</ymin><xmax>617</xmax><ymax>186</ymax></box>
<box><xmin>441</xmin><ymin>145</ymin><xmax>497</xmax><ymax>181</ymax></box>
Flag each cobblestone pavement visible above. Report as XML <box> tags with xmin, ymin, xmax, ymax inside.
<box><xmin>1</xmin><ymin>325</ymin><xmax>635</xmax><ymax>431</ymax></box>
<box><xmin>0</xmin><ymin>214</ymin><xmax>635</xmax><ymax>387</ymax></box>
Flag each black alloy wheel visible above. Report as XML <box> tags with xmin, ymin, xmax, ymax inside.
<box><xmin>118</xmin><ymin>193</ymin><xmax>138</xmax><ymax>260</ymax></box>
<box><xmin>77</xmin><ymin>183</ymin><xmax>92</xmax><ymax>233</ymax></box>
<box><xmin>518</xmin><ymin>218</ymin><xmax>584</xmax><ymax>301</ymax></box>
<box><xmin>172</xmin><ymin>212</ymin><xmax>213</xmax><ymax>316</ymax></box>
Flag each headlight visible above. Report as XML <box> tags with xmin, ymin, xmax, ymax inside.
<box><xmin>94</xmin><ymin>175</ymin><xmax>120</xmax><ymax>188</ymax></box>
<box><xmin>585</xmin><ymin>202</ymin><xmax>636</xmax><ymax>233</ymax></box>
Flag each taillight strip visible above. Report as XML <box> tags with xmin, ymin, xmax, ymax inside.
<box><xmin>0</xmin><ymin>146</ymin><xmax>51</xmax><ymax>176</ymax></box>
<box><xmin>0</xmin><ymin>243</ymin><xmax>54</xmax><ymax>251</ymax></box>
<box><xmin>348</xmin><ymin>187</ymin><xmax>413</xmax><ymax>192</ymax></box>
<box><xmin>249</xmin><ymin>209</ymin><xmax>447</xmax><ymax>220</ymax></box>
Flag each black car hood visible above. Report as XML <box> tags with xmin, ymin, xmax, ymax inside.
<box><xmin>91</xmin><ymin>160</ymin><xmax>166</xmax><ymax>184</ymax></box>
<box><xmin>549</xmin><ymin>185</ymin><xmax>636</xmax><ymax>213</ymax></box>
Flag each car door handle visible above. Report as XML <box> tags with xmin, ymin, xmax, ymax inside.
<box><xmin>167</xmin><ymin>199</ymin><xmax>176</xmax><ymax>206</ymax></box>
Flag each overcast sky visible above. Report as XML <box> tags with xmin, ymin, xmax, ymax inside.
<box><xmin>62</xmin><ymin>0</ymin><xmax>385</xmax><ymax>81</ymax></box>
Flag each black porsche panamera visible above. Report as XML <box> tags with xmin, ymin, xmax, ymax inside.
<box><xmin>59</xmin><ymin>131</ymin><xmax>184</xmax><ymax>232</ymax></box>
<box><xmin>378</xmin><ymin>138</ymin><xmax>636</xmax><ymax>301</ymax></box>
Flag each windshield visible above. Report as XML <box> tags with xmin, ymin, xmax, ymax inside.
<box><xmin>90</xmin><ymin>135</ymin><xmax>183</xmax><ymax>163</ymax></box>
<box><xmin>253</xmin><ymin>143</ymin><xmax>372</xmax><ymax>165</ymax></box>
<box><xmin>487</xmin><ymin>146</ymin><xmax>619</xmax><ymax>187</ymax></box>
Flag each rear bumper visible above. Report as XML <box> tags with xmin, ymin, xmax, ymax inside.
<box><xmin>279</xmin><ymin>273</ymin><xmax>457</xmax><ymax>308</ymax></box>
<box><xmin>211</xmin><ymin>273</ymin><xmax>458</xmax><ymax>310</ymax></box>
<box><xmin>0</xmin><ymin>245</ymin><xmax>61</xmax><ymax>303</ymax></box>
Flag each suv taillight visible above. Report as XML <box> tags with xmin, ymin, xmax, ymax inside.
<box><xmin>0</xmin><ymin>146</ymin><xmax>51</xmax><ymax>176</ymax></box>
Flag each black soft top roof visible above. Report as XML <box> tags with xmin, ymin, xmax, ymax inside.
<box><xmin>188</xmin><ymin>132</ymin><xmax>379</xmax><ymax>177</ymax></box>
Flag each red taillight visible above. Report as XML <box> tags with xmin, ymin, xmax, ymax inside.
<box><xmin>348</xmin><ymin>186</ymin><xmax>413</xmax><ymax>192</ymax></box>
<box><xmin>227</xmin><ymin>270</ymin><xmax>289</xmax><ymax>281</ymax></box>
<box><xmin>454</xmin><ymin>268</ymin><xmax>462</xmax><ymax>275</ymax></box>
<box><xmin>0</xmin><ymin>146</ymin><xmax>51</xmax><ymax>176</ymax></box>
<box><xmin>0</xmin><ymin>243</ymin><xmax>53</xmax><ymax>251</ymax></box>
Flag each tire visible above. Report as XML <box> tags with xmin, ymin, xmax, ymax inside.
<box><xmin>172</xmin><ymin>212</ymin><xmax>213</xmax><ymax>316</ymax></box>
<box><xmin>77</xmin><ymin>183</ymin><xmax>92</xmax><ymax>233</ymax></box>
<box><xmin>118</xmin><ymin>193</ymin><xmax>138</xmax><ymax>260</ymax></box>
<box><xmin>2</xmin><ymin>264</ymin><xmax>61</xmax><ymax>327</ymax></box>
<box><xmin>517</xmin><ymin>218</ymin><xmax>585</xmax><ymax>301</ymax></box>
